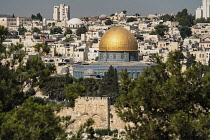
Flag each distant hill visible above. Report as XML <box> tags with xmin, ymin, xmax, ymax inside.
<box><xmin>0</xmin><ymin>14</ymin><xmax>12</xmax><ymax>17</ymax></box>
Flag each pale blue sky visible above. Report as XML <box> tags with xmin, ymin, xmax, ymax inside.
<box><xmin>0</xmin><ymin>0</ymin><xmax>201</xmax><ymax>19</ymax></box>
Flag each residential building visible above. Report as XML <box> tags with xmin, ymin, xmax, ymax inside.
<box><xmin>196</xmin><ymin>0</ymin><xmax>210</xmax><ymax>19</ymax></box>
<box><xmin>53</xmin><ymin>4</ymin><xmax>70</xmax><ymax>21</ymax></box>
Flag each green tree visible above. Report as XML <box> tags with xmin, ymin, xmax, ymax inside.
<box><xmin>65</xmin><ymin>83</ymin><xmax>86</xmax><ymax>107</ymax></box>
<box><xmin>0</xmin><ymin>42</ymin><xmax>54</xmax><ymax>113</ymax></box>
<box><xmin>105</xmin><ymin>19</ymin><xmax>113</xmax><ymax>25</ymax></box>
<box><xmin>32</xmin><ymin>27</ymin><xmax>41</xmax><ymax>34</ymax></box>
<box><xmin>154</xmin><ymin>24</ymin><xmax>169</xmax><ymax>38</ymax></box>
<box><xmin>159</xmin><ymin>14</ymin><xmax>175</xmax><ymax>22</ymax></box>
<box><xmin>84</xmin><ymin>17</ymin><xmax>89</xmax><ymax>21</ymax></box>
<box><xmin>179</xmin><ymin>26</ymin><xmax>192</xmax><ymax>39</ymax></box>
<box><xmin>115</xmin><ymin>51</ymin><xmax>210</xmax><ymax>139</ymax></box>
<box><xmin>76</xmin><ymin>27</ymin><xmax>87</xmax><ymax>36</ymax></box>
<box><xmin>95</xmin><ymin>56</ymin><xmax>99</xmax><ymax>61</ymax></box>
<box><xmin>18</xmin><ymin>26</ymin><xmax>27</xmax><ymax>35</ymax></box>
<box><xmin>126</xmin><ymin>17</ymin><xmax>137</xmax><ymax>23</ymax></box>
<box><xmin>186</xmin><ymin>54</ymin><xmax>196</xmax><ymax>68</ymax></box>
<box><xmin>122</xmin><ymin>10</ymin><xmax>127</xmax><ymax>14</ymax></box>
<box><xmin>175</xmin><ymin>9</ymin><xmax>195</xmax><ymax>27</ymax></box>
<box><xmin>25</xmin><ymin>56</ymin><xmax>54</xmax><ymax>86</ymax></box>
<box><xmin>0</xmin><ymin>25</ymin><xmax>9</xmax><ymax>42</ymax></box>
<box><xmin>64</xmin><ymin>28</ymin><xmax>73</xmax><ymax>36</ymax></box>
<box><xmin>37</xmin><ymin>13</ymin><xmax>43</xmax><ymax>21</ymax></box>
<box><xmin>31</xmin><ymin>13</ymin><xmax>43</xmax><ymax>21</ymax></box>
<box><xmin>52</xmin><ymin>22</ymin><xmax>55</xmax><ymax>27</ymax></box>
<box><xmin>99</xmin><ymin>65</ymin><xmax>119</xmax><ymax>99</ymax></box>
<box><xmin>48</xmin><ymin>22</ymin><xmax>51</xmax><ymax>27</ymax></box>
<box><xmin>110</xmin><ymin>13</ymin><xmax>115</xmax><ymax>17</ymax></box>
<box><xmin>50</xmin><ymin>27</ymin><xmax>63</xmax><ymax>34</ymax></box>
<box><xmin>33</xmin><ymin>43</ymin><xmax>50</xmax><ymax>55</ymax></box>
<box><xmin>194</xmin><ymin>17</ymin><xmax>206</xmax><ymax>24</ymax></box>
<box><xmin>134</xmin><ymin>13</ymin><xmax>140</xmax><ymax>17</ymax></box>
<box><xmin>0</xmin><ymin>97</ymin><xmax>67</xmax><ymax>140</ymax></box>
<box><xmin>40</xmin><ymin>76</ymin><xmax>73</xmax><ymax>101</ymax></box>
<box><xmin>76</xmin><ymin>78</ymin><xmax>100</xmax><ymax>97</ymax></box>
<box><xmin>119</xmin><ymin>69</ymin><xmax>133</xmax><ymax>95</ymax></box>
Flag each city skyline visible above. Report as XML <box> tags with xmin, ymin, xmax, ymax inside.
<box><xmin>0</xmin><ymin>0</ymin><xmax>201</xmax><ymax>19</ymax></box>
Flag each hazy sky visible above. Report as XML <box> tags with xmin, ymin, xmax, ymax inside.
<box><xmin>0</xmin><ymin>0</ymin><xmax>202</xmax><ymax>19</ymax></box>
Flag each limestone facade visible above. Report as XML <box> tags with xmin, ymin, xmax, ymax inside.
<box><xmin>58</xmin><ymin>97</ymin><xmax>126</xmax><ymax>132</ymax></box>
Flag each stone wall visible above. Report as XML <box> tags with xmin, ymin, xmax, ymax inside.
<box><xmin>58</xmin><ymin>97</ymin><xmax>126</xmax><ymax>132</ymax></box>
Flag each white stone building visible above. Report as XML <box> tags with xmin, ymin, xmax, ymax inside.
<box><xmin>53</xmin><ymin>4</ymin><xmax>70</xmax><ymax>21</ymax></box>
<box><xmin>196</xmin><ymin>0</ymin><xmax>210</xmax><ymax>19</ymax></box>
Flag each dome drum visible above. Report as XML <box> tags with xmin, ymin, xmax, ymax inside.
<box><xmin>99</xmin><ymin>51</ymin><xmax>138</xmax><ymax>62</ymax></box>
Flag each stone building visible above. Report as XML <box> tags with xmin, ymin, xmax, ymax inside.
<box><xmin>58</xmin><ymin>97</ymin><xmax>126</xmax><ymax>132</ymax></box>
<box><xmin>72</xmin><ymin>26</ymin><xmax>150</xmax><ymax>79</ymax></box>
<box><xmin>53</xmin><ymin>4</ymin><xmax>70</xmax><ymax>21</ymax></box>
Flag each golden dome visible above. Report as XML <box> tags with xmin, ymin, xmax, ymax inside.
<box><xmin>99</xmin><ymin>26</ymin><xmax>138</xmax><ymax>51</ymax></box>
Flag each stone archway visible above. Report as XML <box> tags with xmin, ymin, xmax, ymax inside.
<box><xmin>92</xmin><ymin>114</ymin><xmax>101</xmax><ymax>128</ymax></box>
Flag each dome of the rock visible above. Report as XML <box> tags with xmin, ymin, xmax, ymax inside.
<box><xmin>99</xmin><ymin>26</ymin><xmax>138</xmax><ymax>52</ymax></box>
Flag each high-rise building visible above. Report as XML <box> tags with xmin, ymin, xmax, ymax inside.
<box><xmin>53</xmin><ymin>4</ymin><xmax>70</xmax><ymax>21</ymax></box>
<box><xmin>196</xmin><ymin>0</ymin><xmax>210</xmax><ymax>19</ymax></box>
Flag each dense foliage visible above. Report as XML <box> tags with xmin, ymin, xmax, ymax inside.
<box><xmin>76</xmin><ymin>27</ymin><xmax>88</xmax><ymax>36</ymax></box>
<box><xmin>31</xmin><ymin>13</ymin><xmax>43</xmax><ymax>21</ymax></box>
<box><xmin>99</xmin><ymin>65</ymin><xmax>119</xmax><ymax>100</ymax></box>
<box><xmin>33</xmin><ymin>43</ymin><xmax>51</xmax><ymax>55</ymax></box>
<box><xmin>64</xmin><ymin>28</ymin><xmax>73</xmax><ymax>36</ymax></box>
<box><xmin>195</xmin><ymin>17</ymin><xmax>210</xmax><ymax>24</ymax></box>
<box><xmin>126</xmin><ymin>17</ymin><xmax>137</xmax><ymax>23</ymax></box>
<box><xmin>105</xmin><ymin>19</ymin><xmax>113</xmax><ymax>25</ymax></box>
<box><xmin>50</xmin><ymin>27</ymin><xmax>63</xmax><ymax>34</ymax></box>
<box><xmin>1</xmin><ymin>97</ymin><xmax>67</xmax><ymax>140</ymax></box>
<box><xmin>154</xmin><ymin>25</ymin><xmax>169</xmax><ymax>37</ymax></box>
<box><xmin>175</xmin><ymin>9</ymin><xmax>195</xmax><ymax>27</ymax></box>
<box><xmin>0</xmin><ymin>26</ymin><xmax>72</xmax><ymax>139</ymax></box>
<box><xmin>159</xmin><ymin>14</ymin><xmax>175</xmax><ymax>22</ymax></box>
<box><xmin>116</xmin><ymin>51</ymin><xmax>210</xmax><ymax>139</ymax></box>
<box><xmin>32</xmin><ymin>27</ymin><xmax>41</xmax><ymax>34</ymax></box>
<box><xmin>179</xmin><ymin>26</ymin><xmax>192</xmax><ymax>39</ymax></box>
<box><xmin>18</xmin><ymin>26</ymin><xmax>27</xmax><ymax>35</ymax></box>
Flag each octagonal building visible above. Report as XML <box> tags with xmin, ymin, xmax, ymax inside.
<box><xmin>73</xmin><ymin>26</ymin><xmax>150</xmax><ymax>79</ymax></box>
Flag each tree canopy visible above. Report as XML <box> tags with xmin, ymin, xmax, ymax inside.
<box><xmin>154</xmin><ymin>25</ymin><xmax>169</xmax><ymax>38</ymax></box>
<box><xmin>64</xmin><ymin>28</ymin><xmax>73</xmax><ymax>36</ymax></box>
<box><xmin>179</xmin><ymin>26</ymin><xmax>192</xmax><ymax>39</ymax></box>
<box><xmin>105</xmin><ymin>19</ymin><xmax>113</xmax><ymax>25</ymax></box>
<box><xmin>32</xmin><ymin>27</ymin><xmax>41</xmax><ymax>34</ymax></box>
<box><xmin>76</xmin><ymin>27</ymin><xmax>87</xmax><ymax>36</ymax></box>
<box><xmin>33</xmin><ymin>43</ymin><xmax>51</xmax><ymax>55</ymax></box>
<box><xmin>116</xmin><ymin>51</ymin><xmax>210</xmax><ymax>139</ymax></box>
<box><xmin>175</xmin><ymin>9</ymin><xmax>195</xmax><ymax>27</ymax></box>
<box><xmin>126</xmin><ymin>17</ymin><xmax>137</xmax><ymax>23</ymax></box>
<box><xmin>31</xmin><ymin>13</ymin><xmax>43</xmax><ymax>21</ymax></box>
<box><xmin>18</xmin><ymin>26</ymin><xmax>27</xmax><ymax>35</ymax></box>
<box><xmin>159</xmin><ymin>14</ymin><xmax>175</xmax><ymax>22</ymax></box>
<box><xmin>195</xmin><ymin>17</ymin><xmax>210</xmax><ymax>24</ymax></box>
<box><xmin>99</xmin><ymin>65</ymin><xmax>119</xmax><ymax>100</ymax></box>
<box><xmin>0</xmin><ymin>25</ymin><xmax>9</xmax><ymax>43</ymax></box>
<box><xmin>1</xmin><ymin>97</ymin><xmax>67</xmax><ymax>140</ymax></box>
<box><xmin>50</xmin><ymin>27</ymin><xmax>63</xmax><ymax>34</ymax></box>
